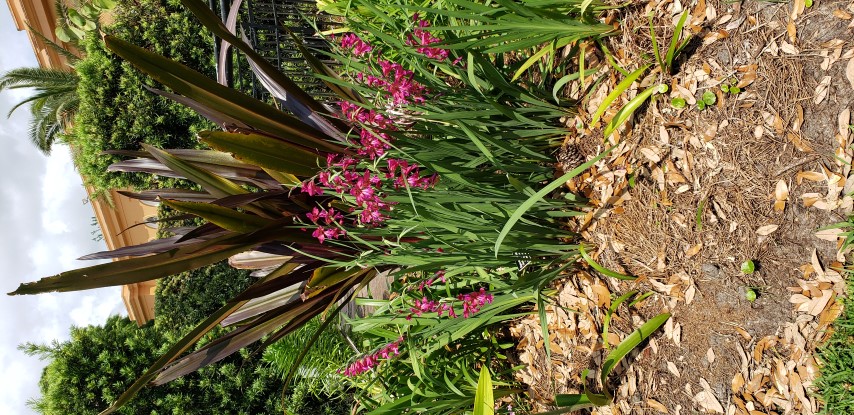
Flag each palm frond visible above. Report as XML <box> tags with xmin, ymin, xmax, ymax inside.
<box><xmin>25</xmin><ymin>23</ymin><xmax>81</xmax><ymax>64</ymax></box>
<box><xmin>0</xmin><ymin>67</ymin><xmax>78</xmax><ymax>90</ymax></box>
<box><xmin>0</xmin><ymin>66</ymin><xmax>79</xmax><ymax>153</ymax></box>
<box><xmin>6</xmin><ymin>88</ymin><xmax>75</xmax><ymax>117</ymax></box>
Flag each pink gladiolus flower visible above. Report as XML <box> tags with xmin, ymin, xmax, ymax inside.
<box><xmin>311</xmin><ymin>226</ymin><xmax>345</xmax><ymax>244</ymax></box>
<box><xmin>340</xmin><ymin>338</ymin><xmax>403</xmax><ymax>377</ymax></box>
<box><xmin>457</xmin><ymin>288</ymin><xmax>494</xmax><ymax>318</ymax></box>
<box><xmin>300</xmin><ymin>179</ymin><xmax>322</xmax><ymax>196</ymax></box>
<box><xmin>407</xmin><ymin>15</ymin><xmax>450</xmax><ymax>61</ymax></box>
<box><xmin>306</xmin><ymin>207</ymin><xmax>345</xmax><ymax>243</ymax></box>
<box><xmin>340</xmin><ymin>33</ymin><xmax>373</xmax><ymax>56</ymax></box>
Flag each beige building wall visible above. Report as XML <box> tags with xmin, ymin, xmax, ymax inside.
<box><xmin>90</xmin><ymin>189</ymin><xmax>160</xmax><ymax>324</ymax></box>
<box><xmin>7</xmin><ymin>0</ymin><xmax>159</xmax><ymax>324</ymax></box>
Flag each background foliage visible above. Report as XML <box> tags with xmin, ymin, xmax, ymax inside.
<box><xmin>69</xmin><ymin>0</ymin><xmax>214</xmax><ymax>196</ymax></box>
<box><xmin>154</xmin><ymin>261</ymin><xmax>253</xmax><ymax>334</ymax></box>
<box><xmin>153</xmin><ymin>256</ymin><xmax>355</xmax><ymax>413</ymax></box>
<box><xmin>24</xmin><ymin>262</ymin><xmax>356</xmax><ymax>414</ymax></box>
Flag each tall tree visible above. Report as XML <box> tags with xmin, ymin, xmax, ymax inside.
<box><xmin>0</xmin><ymin>67</ymin><xmax>80</xmax><ymax>154</ymax></box>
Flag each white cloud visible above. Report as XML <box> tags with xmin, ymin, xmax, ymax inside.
<box><xmin>0</xmin><ymin>7</ymin><xmax>128</xmax><ymax>414</ymax></box>
<box><xmin>40</xmin><ymin>149</ymin><xmax>77</xmax><ymax>234</ymax></box>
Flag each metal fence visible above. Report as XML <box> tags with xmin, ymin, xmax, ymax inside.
<box><xmin>209</xmin><ymin>0</ymin><xmax>341</xmax><ymax>102</ymax></box>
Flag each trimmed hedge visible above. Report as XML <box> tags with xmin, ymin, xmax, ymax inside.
<box><xmin>70</xmin><ymin>0</ymin><xmax>214</xmax><ymax>197</ymax></box>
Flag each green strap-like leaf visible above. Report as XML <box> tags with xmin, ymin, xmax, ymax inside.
<box><xmin>9</xmin><ymin>233</ymin><xmax>250</xmax><ymax>294</ymax></box>
<box><xmin>199</xmin><ymin>131</ymin><xmax>323</xmax><ymax>177</ymax></box>
<box><xmin>579</xmin><ymin>243</ymin><xmax>635</xmax><ymax>280</ymax></box>
<box><xmin>494</xmin><ymin>147</ymin><xmax>613</xmax><ymax>257</ymax></box>
<box><xmin>161</xmin><ymin>199</ymin><xmax>273</xmax><ymax>233</ymax></box>
<box><xmin>143</xmin><ymin>144</ymin><xmax>248</xmax><ymax>198</ymax></box>
<box><xmin>601</xmin><ymin>313</ymin><xmax>671</xmax><ymax>386</ymax></box>
<box><xmin>603</xmin><ymin>84</ymin><xmax>667</xmax><ymax>139</ymax></box>
<box><xmin>304</xmin><ymin>267</ymin><xmax>371</xmax><ymax>299</ymax></box>
<box><xmin>590</xmin><ymin>64</ymin><xmax>650</xmax><ymax>128</ymax></box>
<box><xmin>473</xmin><ymin>366</ymin><xmax>494</xmax><ymax>415</ymax></box>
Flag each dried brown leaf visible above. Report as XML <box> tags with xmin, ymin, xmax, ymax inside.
<box><xmin>696</xmin><ymin>378</ymin><xmax>725</xmax><ymax>413</ymax></box>
<box><xmin>788</xmin><ymin>133</ymin><xmax>813</xmax><ymax>152</ymax></box>
<box><xmin>814</xmin><ymin>76</ymin><xmax>831</xmax><ymax>105</ymax></box>
<box><xmin>591</xmin><ymin>283</ymin><xmax>611</xmax><ymax>308</ymax></box>
<box><xmin>815</xmin><ymin>228</ymin><xmax>843</xmax><ymax>241</ymax></box>
<box><xmin>647</xmin><ymin>399</ymin><xmax>668</xmax><ymax>413</ymax></box>
<box><xmin>847</xmin><ymin>58</ymin><xmax>854</xmax><ymax>90</ymax></box>
<box><xmin>781</xmin><ymin>41</ymin><xmax>800</xmax><ymax>55</ymax></box>
<box><xmin>640</xmin><ymin>147</ymin><xmax>662</xmax><ymax>164</ymax></box>
<box><xmin>732</xmin><ymin>372</ymin><xmax>745</xmax><ymax>393</ymax></box>
<box><xmin>840</xmin><ymin>109</ymin><xmax>851</xmax><ymax>140</ymax></box>
<box><xmin>667</xmin><ymin>361</ymin><xmax>681</xmax><ymax>377</ymax></box>
<box><xmin>686</xmin><ymin>243</ymin><xmax>703</xmax><ymax>258</ymax></box>
<box><xmin>756</xmin><ymin>224</ymin><xmax>779</xmax><ymax>236</ymax></box>
<box><xmin>797</xmin><ymin>171</ymin><xmax>827</xmax><ymax>183</ymax></box>
<box><xmin>834</xmin><ymin>9</ymin><xmax>853</xmax><ymax>19</ymax></box>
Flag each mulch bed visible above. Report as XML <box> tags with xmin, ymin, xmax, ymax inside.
<box><xmin>510</xmin><ymin>1</ymin><xmax>854</xmax><ymax>413</ymax></box>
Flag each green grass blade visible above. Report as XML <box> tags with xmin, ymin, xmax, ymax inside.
<box><xmin>600</xmin><ymin>313</ymin><xmax>671</xmax><ymax>385</ymax></box>
<box><xmin>553</xmin><ymin>393</ymin><xmax>596</xmax><ymax>411</ymax></box>
<box><xmin>579</xmin><ymin>243</ymin><xmax>634</xmax><ymax>280</ymax></box>
<box><xmin>649</xmin><ymin>13</ymin><xmax>663</xmax><ymax>71</ymax></box>
<box><xmin>602</xmin><ymin>290</ymin><xmax>637</xmax><ymax>348</ymax></box>
<box><xmin>494</xmin><ymin>148</ymin><xmax>613</xmax><ymax>257</ymax></box>
<box><xmin>603</xmin><ymin>84</ymin><xmax>666</xmax><ymax>139</ymax></box>
<box><xmin>665</xmin><ymin>11</ymin><xmax>690</xmax><ymax>71</ymax></box>
<box><xmin>590</xmin><ymin>64</ymin><xmax>650</xmax><ymax>127</ymax></box>
<box><xmin>552</xmin><ymin>66</ymin><xmax>598</xmax><ymax>103</ymax></box>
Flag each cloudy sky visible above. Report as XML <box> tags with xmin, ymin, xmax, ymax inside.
<box><xmin>0</xmin><ymin>6</ymin><xmax>127</xmax><ymax>414</ymax></box>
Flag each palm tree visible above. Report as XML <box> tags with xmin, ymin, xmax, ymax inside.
<box><xmin>0</xmin><ymin>68</ymin><xmax>80</xmax><ymax>154</ymax></box>
<box><xmin>0</xmin><ymin>26</ymin><xmax>81</xmax><ymax>155</ymax></box>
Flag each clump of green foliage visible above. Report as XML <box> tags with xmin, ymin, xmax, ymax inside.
<box><xmin>13</xmin><ymin>1</ymin><xmax>671</xmax><ymax>414</ymax></box>
<box><xmin>23</xmin><ymin>315</ymin><xmax>284</xmax><ymax>415</ymax></box>
<box><xmin>262</xmin><ymin>317</ymin><xmax>357</xmax><ymax>414</ymax></box>
<box><xmin>70</xmin><ymin>0</ymin><xmax>214</xmax><ymax>196</ymax></box>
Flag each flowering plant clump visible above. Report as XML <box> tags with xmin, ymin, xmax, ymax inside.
<box><xmin>12</xmin><ymin>0</ymin><xmax>637</xmax><ymax>413</ymax></box>
<box><xmin>340</xmin><ymin>337</ymin><xmax>403</xmax><ymax>377</ymax></box>
<box><xmin>296</xmin><ymin>20</ymin><xmax>449</xmax><ymax>244</ymax></box>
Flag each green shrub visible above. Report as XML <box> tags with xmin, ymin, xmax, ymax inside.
<box><xmin>154</xmin><ymin>261</ymin><xmax>254</xmax><ymax>335</ymax></box>
<box><xmin>24</xmin><ymin>316</ymin><xmax>283</xmax><ymax>415</ymax></box>
<box><xmin>284</xmin><ymin>379</ymin><xmax>355</xmax><ymax>415</ymax></box>
<box><xmin>70</xmin><ymin>0</ymin><xmax>214</xmax><ymax>196</ymax></box>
